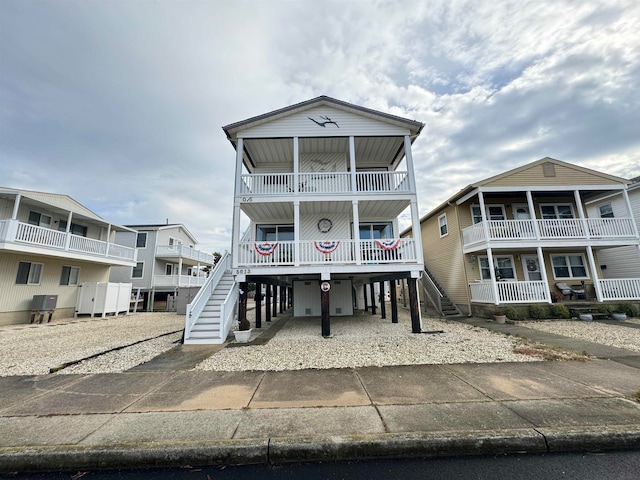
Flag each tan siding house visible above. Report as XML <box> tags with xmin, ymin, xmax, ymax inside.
<box><xmin>418</xmin><ymin>158</ymin><xmax>640</xmax><ymax>316</ymax></box>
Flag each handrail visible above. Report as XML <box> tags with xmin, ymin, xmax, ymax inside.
<box><xmin>421</xmin><ymin>268</ymin><xmax>443</xmax><ymax>315</ymax></box>
<box><xmin>185</xmin><ymin>251</ymin><xmax>229</xmax><ymax>338</ymax></box>
<box><xmin>219</xmin><ymin>282</ymin><xmax>239</xmax><ymax>341</ymax></box>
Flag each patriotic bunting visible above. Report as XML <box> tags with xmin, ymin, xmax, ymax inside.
<box><xmin>254</xmin><ymin>242</ymin><xmax>278</xmax><ymax>256</ymax></box>
<box><xmin>314</xmin><ymin>240</ymin><xmax>340</xmax><ymax>254</ymax></box>
<box><xmin>375</xmin><ymin>239</ymin><xmax>401</xmax><ymax>251</ymax></box>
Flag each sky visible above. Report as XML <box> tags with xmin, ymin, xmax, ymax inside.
<box><xmin>1</xmin><ymin>0</ymin><xmax>639</xmax><ymax>255</ymax></box>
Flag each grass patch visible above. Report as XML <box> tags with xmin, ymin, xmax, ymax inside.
<box><xmin>513</xmin><ymin>340</ymin><xmax>591</xmax><ymax>361</ymax></box>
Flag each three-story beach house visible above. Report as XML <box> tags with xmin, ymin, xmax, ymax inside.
<box><xmin>0</xmin><ymin>187</ymin><xmax>137</xmax><ymax>325</ymax></box>
<box><xmin>184</xmin><ymin>96</ymin><xmax>425</xmax><ymax>343</ymax></box>
<box><xmin>415</xmin><ymin>158</ymin><xmax>640</xmax><ymax>317</ymax></box>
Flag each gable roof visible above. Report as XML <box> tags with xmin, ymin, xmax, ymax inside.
<box><xmin>0</xmin><ymin>187</ymin><xmax>104</xmax><ymax>221</ymax></box>
<box><xmin>222</xmin><ymin>95</ymin><xmax>424</xmax><ymax>139</ymax></box>
<box><xmin>125</xmin><ymin>223</ymin><xmax>198</xmax><ymax>244</ymax></box>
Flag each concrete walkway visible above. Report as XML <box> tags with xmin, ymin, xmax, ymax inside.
<box><xmin>1</xmin><ymin>318</ymin><xmax>640</xmax><ymax>473</ymax></box>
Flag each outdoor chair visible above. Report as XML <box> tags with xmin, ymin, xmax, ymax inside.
<box><xmin>555</xmin><ymin>282</ymin><xmax>585</xmax><ymax>300</ymax></box>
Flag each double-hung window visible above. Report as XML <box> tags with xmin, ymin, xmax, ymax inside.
<box><xmin>16</xmin><ymin>261</ymin><xmax>43</xmax><ymax>285</ymax></box>
<box><xmin>479</xmin><ymin>256</ymin><xmax>515</xmax><ymax>281</ymax></box>
<box><xmin>471</xmin><ymin>205</ymin><xmax>506</xmax><ymax>224</ymax></box>
<box><xmin>598</xmin><ymin>204</ymin><xmax>614</xmax><ymax>218</ymax></box>
<box><xmin>28</xmin><ymin>211</ymin><xmax>52</xmax><ymax>228</ymax></box>
<box><xmin>136</xmin><ymin>232</ymin><xmax>147</xmax><ymax>248</ymax></box>
<box><xmin>60</xmin><ymin>266</ymin><xmax>80</xmax><ymax>286</ymax></box>
<box><xmin>438</xmin><ymin>214</ymin><xmax>448</xmax><ymax>237</ymax></box>
<box><xmin>132</xmin><ymin>262</ymin><xmax>144</xmax><ymax>278</ymax></box>
<box><xmin>540</xmin><ymin>204</ymin><xmax>574</xmax><ymax>219</ymax></box>
<box><xmin>551</xmin><ymin>254</ymin><xmax>588</xmax><ymax>279</ymax></box>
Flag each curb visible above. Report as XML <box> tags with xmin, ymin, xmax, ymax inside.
<box><xmin>2</xmin><ymin>426</ymin><xmax>639</xmax><ymax>473</ymax></box>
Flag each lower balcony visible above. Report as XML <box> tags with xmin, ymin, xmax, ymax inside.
<box><xmin>236</xmin><ymin>238</ymin><xmax>418</xmax><ymax>267</ymax></box>
<box><xmin>470</xmin><ymin>278</ymin><xmax>640</xmax><ymax>304</ymax></box>
<box><xmin>153</xmin><ymin>274</ymin><xmax>208</xmax><ymax>288</ymax></box>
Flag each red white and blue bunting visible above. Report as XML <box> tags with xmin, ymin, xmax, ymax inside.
<box><xmin>254</xmin><ymin>242</ymin><xmax>278</xmax><ymax>256</ymax></box>
<box><xmin>375</xmin><ymin>239</ymin><xmax>401</xmax><ymax>251</ymax></box>
<box><xmin>314</xmin><ymin>240</ymin><xmax>340</xmax><ymax>254</ymax></box>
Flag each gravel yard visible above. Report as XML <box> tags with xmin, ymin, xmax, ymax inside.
<box><xmin>519</xmin><ymin>319</ymin><xmax>640</xmax><ymax>353</ymax></box>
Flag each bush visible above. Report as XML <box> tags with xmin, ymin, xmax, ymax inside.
<box><xmin>598</xmin><ymin>304</ymin><xmax>612</xmax><ymax>315</ymax></box>
<box><xmin>615</xmin><ymin>303</ymin><xmax>639</xmax><ymax>317</ymax></box>
<box><xmin>529</xmin><ymin>304</ymin><xmax>549</xmax><ymax>320</ymax></box>
<box><xmin>504</xmin><ymin>306</ymin><xmax>527</xmax><ymax>321</ymax></box>
<box><xmin>550</xmin><ymin>304</ymin><xmax>570</xmax><ymax>319</ymax></box>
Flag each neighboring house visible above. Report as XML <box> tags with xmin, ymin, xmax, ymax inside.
<box><xmin>184</xmin><ymin>95</ymin><xmax>425</xmax><ymax>343</ymax></box>
<box><xmin>413</xmin><ymin>158</ymin><xmax>640</xmax><ymax>316</ymax></box>
<box><xmin>109</xmin><ymin>224</ymin><xmax>217</xmax><ymax>311</ymax></box>
<box><xmin>0</xmin><ymin>187</ymin><xmax>137</xmax><ymax>325</ymax></box>
<box><xmin>585</xmin><ymin>176</ymin><xmax>640</xmax><ymax>279</ymax></box>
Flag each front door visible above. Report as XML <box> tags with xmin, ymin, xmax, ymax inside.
<box><xmin>513</xmin><ymin>204</ymin><xmax>531</xmax><ymax>220</ymax></box>
<box><xmin>522</xmin><ymin>255</ymin><xmax>542</xmax><ymax>281</ymax></box>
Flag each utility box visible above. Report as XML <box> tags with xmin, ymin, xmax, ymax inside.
<box><xmin>176</xmin><ymin>287</ymin><xmax>201</xmax><ymax>315</ymax></box>
<box><xmin>32</xmin><ymin>295</ymin><xmax>58</xmax><ymax>311</ymax></box>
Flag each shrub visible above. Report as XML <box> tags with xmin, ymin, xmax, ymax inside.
<box><xmin>504</xmin><ymin>306</ymin><xmax>527</xmax><ymax>321</ymax></box>
<box><xmin>529</xmin><ymin>304</ymin><xmax>549</xmax><ymax>320</ymax></box>
<box><xmin>615</xmin><ymin>303</ymin><xmax>639</xmax><ymax>317</ymax></box>
<box><xmin>598</xmin><ymin>304</ymin><xmax>612</xmax><ymax>315</ymax></box>
<box><xmin>550</xmin><ymin>304</ymin><xmax>570</xmax><ymax>319</ymax></box>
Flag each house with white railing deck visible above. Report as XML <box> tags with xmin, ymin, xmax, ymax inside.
<box><xmin>414</xmin><ymin>158</ymin><xmax>640</xmax><ymax>317</ymax></box>
<box><xmin>0</xmin><ymin>187</ymin><xmax>137</xmax><ymax>325</ymax></box>
<box><xmin>109</xmin><ymin>223</ymin><xmax>217</xmax><ymax>311</ymax></box>
<box><xmin>184</xmin><ymin>96</ymin><xmax>425</xmax><ymax>343</ymax></box>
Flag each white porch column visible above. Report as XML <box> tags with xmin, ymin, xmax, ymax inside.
<box><xmin>622</xmin><ymin>188</ymin><xmax>640</xmax><ymax>237</ymax></box>
<box><xmin>349</xmin><ymin>136</ymin><xmax>357</xmax><ymax>193</ymax></box>
<box><xmin>105</xmin><ymin>224</ymin><xmax>112</xmax><ymax>257</ymax></box>
<box><xmin>574</xmin><ymin>190</ymin><xmax>589</xmax><ymax>238</ymax></box>
<box><xmin>232</xmin><ymin>138</ymin><xmax>244</xmax><ymax>269</ymax></box>
<box><xmin>294</xmin><ymin>200</ymin><xmax>300</xmax><ymax>266</ymax></box>
<box><xmin>178</xmin><ymin>257</ymin><xmax>183</xmax><ymax>285</ymax></box>
<box><xmin>537</xmin><ymin>246</ymin><xmax>552</xmax><ymax>303</ymax></box>
<box><xmin>352</xmin><ymin>200</ymin><xmax>361</xmax><ymax>265</ymax></box>
<box><xmin>478</xmin><ymin>190</ymin><xmax>490</xmax><ymax>242</ymax></box>
<box><xmin>11</xmin><ymin>194</ymin><xmax>21</xmax><ymax>219</ymax></box>
<box><xmin>64</xmin><ymin>211</ymin><xmax>73</xmax><ymax>250</ymax></box>
<box><xmin>410</xmin><ymin>200</ymin><xmax>424</xmax><ymax>265</ymax></box>
<box><xmin>486</xmin><ymin>247</ymin><xmax>500</xmax><ymax>305</ymax></box>
<box><xmin>234</xmin><ymin>138</ymin><xmax>244</xmax><ymax>196</ymax></box>
<box><xmin>293</xmin><ymin>136</ymin><xmax>299</xmax><ymax>194</ymax></box>
<box><xmin>586</xmin><ymin>246</ymin><xmax>603</xmax><ymax>302</ymax></box>
<box><xmin>526</xmin><ymin>190</ymin><xmax>540</xmax><ymax>239</ymax></box>
<box><xmin>403</xmin><ymin>135</ymin><xmax>417</xmax><ymax>193</ymax></box>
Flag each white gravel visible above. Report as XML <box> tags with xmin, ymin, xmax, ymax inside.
<box><xmin>0</xmin><ymin>313</ymin><xmax>183</xmax><ymax>376</ymax></box>
<box><xmin>520</xmin><ymin>319</ymin><xmax>640</xmax><ymax>353</ymax></box>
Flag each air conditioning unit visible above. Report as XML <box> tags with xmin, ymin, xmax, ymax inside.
<box><xmin>32</xmin><ymin>295</ymin><xmax>58</xmax><ymax>311</ymax></box>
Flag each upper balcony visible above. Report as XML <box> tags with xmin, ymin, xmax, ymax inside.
<box><xmin>155</xmin><ymin>244</ymin><xmax>217</xmax><ymax>265</ymax></box>
<box><xmin>462</xmin><ymin>217</ymin><xmax>638</xmax><ymax>252</ymax></box>
<box><xmin>0</xmin><ymin>218</ymin><xmax>136</xmax><ymax>266</ymax></box>
<box><xmin>239</xmin><ymin>171</ymin><xmax>411</xmax><ymax>197</ymax></box>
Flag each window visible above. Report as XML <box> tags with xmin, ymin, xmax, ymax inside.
<box><xmin>58</xmin><ymin>220</ymin><xmax>87</xmax><ymax>237</ymax></box>
<box><xmin>28</xmin><ymin>211</ymin><xmax>52</xmax><ymax>228</ymax></box>
<box><xmin>136</xmin><ymin>232</ymin><xmax>147</xmax><ymax>248</ymax></box>
<box><xmin>16</xmin><ymin>261</ymin><xmax>43</xmax><ymax>285</ymax></box>
<box><xmin>471</xmin><ymin>205</ymin><xmax>506</xmax><ymax>224</ymax></box>
<box><xmin>132</xmin><ymin>262</ymin><xmax>144</xmax><ymax>278</ymax></box>
<box><xmin>479</xmin><ymin>256</ymin><xmax>515</xmax><ymax>281</ymax></box>
<box><xmin>438</xmin><ymin>214</ymin><xmax>448</xmax><ymax>237</ymax></box>
<box><xmin>60</xmin><ymin>266</ymin><xmax>80</xmax><ymax>286</ymax></box>
<box><xmin>551</xmin><ymin>254</ymin><xmax>588</xmax><ymax>279</ymax></box>
<box><xmin>598</xmin><ymin>204</ymin><xmax>614</xmax><ymax>218</ymax></box>
<box><xmin>256</xmin><ymin>225</ymin><xmax>294</xmax><ymax>241</ymax></box>
<box><xmin>165</xmin><ymin>264</ymin><xmax>173</xmax><ymax>276</ymax></box>
<box><xmin>540</xmin><ymin>204</ymin><xmax>574</xmax><ymax>219</ymax></box>
<box><xmin>359</xmin><ymin>222</ymin><xmax>393</xmax><ymax>239</ymax></box>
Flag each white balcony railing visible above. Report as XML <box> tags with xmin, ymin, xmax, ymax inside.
<box><xmin>462</xmin><ymin>218</ymin><xmax>637</xmax><ymax>248</ymax></box>
<box><xmin>156</xmin><ymin>245</ymin><xmax>216</xmax><ymax>264</ymax></box>
<box><xmin>470</xmin><ymin>280</ymin><xmax>548</xmax><ymax>304</ymax></box>
<box><xmin>0</xmin><ymin>219</ymin><xmax>135</xmax><ymax>262</ymax></box>
<box><xmin>237</xmin><ymin>238</ymin><xmax>417</xmax><ymax>267</ymax></box>
<box><xmin>153</xmin><ymin>274</ymin><xmax>208</xmax><ymax>287</ymax></box>
<box><xmin>239</xmin><ymin>171</ymin><xmax>411</xmax><ymax>196</ymax></box>
<box><xmin>599</xmin><ymin>278</ymin><xmax>640</xmax><ymax>301</ymax></box>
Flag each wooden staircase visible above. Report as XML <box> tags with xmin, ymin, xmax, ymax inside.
<box><xmin>422</xmin><ymin>267</ymin><xmax>462</xmax><ymax>317</ymax></box>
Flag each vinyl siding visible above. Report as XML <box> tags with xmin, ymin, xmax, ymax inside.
<box><xmin>484</xmin><ymin>162</ymin><xmax>623</xmax><ymax>188</ymax></box>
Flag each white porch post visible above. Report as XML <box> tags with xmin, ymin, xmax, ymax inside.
<box><xmin>293</xmin><ymin>136</ymin><xmax>299</xmax><ymax>194</ymax></box>
<box><xmin>410</xmin><ymin>200</ymin><xmax>424</xmax><ymax>265</ymax></box>
<box><xmin>622</xmin><ymin>188</ymin><xmax>640</xmax><ymax>237</ymax></box>
<box><xmin>294</xmin><ymin>200</ymin><xmax>300</xmax><ymax>266</ymax></box>
<box><xmin>64</xmin><ymin>211</ymin><xmax>73</xmax><ymax>250</ymax></box>
<box><xmin>478</xmin><ymin>190</ymin><xmax>490</xmax><ymax>242</ymax></box>
<box><xmin>574</xmin><ymin>190</ymin><xmax>589</xmax><ymax>238</ymax></box>
<box><xmin>403</xmin><ymin>135</ymin><xmax>417</xmax><ymax>193</ymax></box>
<box><xmin>352</xmin><ymin>200</ymin><xmax>361</xmax><ymax>265</ymax></box>
<box><xmin>537</xmin><ymin>246</ymin><xmax>552</xmax><ymax>303</ymax></box>
<box><xmin>105</xmin><ymin>224</ymin><xmax>112</xmax><ymax>257</ymax></box>
<box><xmin>526</xmin><ymin>190</ymin><xmax>540</xmax><ymax>239</ymax></box>
<box><xmin>178</xmin><ymin>257</ymin><xmax>183</xmax><ymax>285</ymax></box>
<box><xmin>11</xmin><ymin>194</ymin><xmax>21</xmax><ymax>219</ymax></box>
<box><xmin>349</xmin><ymin>136</ymin><xmax>357</xmax><ymax>193</ymax></box>
<box><xmin>487</xmin><ymin>247</ymin><xmax>500</xmax><ymax>305</ymax></box>
<box><xmin>586</xmin><ymin>246</ymin><xmax>603</xmax><ymax>302</ymax></box>
<box><xmin>232</xmin><ymin>138</ymin><xmax>244</xmax><ymax>269</ymax></box>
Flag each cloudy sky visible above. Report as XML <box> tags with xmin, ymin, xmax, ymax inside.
<box><xmin>1</xmin><ymin>0</ymin><xmax>639</xmax><ymax>254</ymax></box>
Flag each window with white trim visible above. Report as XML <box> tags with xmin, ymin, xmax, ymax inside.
<box><xmin>598</xmin><ymin>204</ymin><xmax>614</xmax><ymax>218</ymax></box>
<box><xmin>551</xmin><ymin>254</ymin><xmax>589</xmax><ymax>279</ymax></box>
<box><xmin>438</xmin><ymin>214</ymin><xmax>448</xmax><ymax>237</ymax></box>
<box><xmin>136</xmin><ymin>232</ymin><xmax>147</xmax><ymax>248</ymax></box>
<box><xmin>132</xmin><ymin>262</ymin><xmax>144</xmax><ymax>278</ymax></box>
<box><xmin>479</xmin><ymin>256</ymin><xmax>516</xmax><ymax>281</ymax></box>
<box><xmin>471</xmin><ymin>205</ymin><xmax>506</xmax><ymax>224</ymax></box>
<box><xmin>16</xmin><ymin>261</ymin><xmax>43</xmax><ymax>285</ymax></box>
<box><xmin>540</xmin><ymin>204</ymin><xmax>574</xmax><ymax>219</ymax></box>
<box><xmin>28</xmin><ymin>211</ymin><xmax>52</xmax><ymax>228</ymax></box>
<box><xmin>60</xmin><ymin>266</ymin><xmax>80</xmax><ymax>286</ymax></box>
<box><xmin>256</xmin><ymin>225</ymin><xmax>294</xmax><ymax>241</ymax></box>
<box><xmin>165</xmin><ymin>264</ymin><xmax>173</xmax><ymax>276</ymax></box>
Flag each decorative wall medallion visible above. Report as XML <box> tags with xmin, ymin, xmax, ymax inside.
<box><xmin>317</xmin><ymin>218</ymin><xmax>333</xmax><ymax>233</ymax></box>
<box><xmin>308</xmin><ymin>116</ymin><xmax>339</xmax><ymax>128</ymax></box>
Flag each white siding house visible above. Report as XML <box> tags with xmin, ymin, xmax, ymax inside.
<box><xmin>0</xmin><ymin>187</ymin><xmax>137</xmax><ymax>325</ymax></box>
<box><xmin>184</xmin><ymin>96</ymin><xmax>425</xmax><ymax>343</ymax></box>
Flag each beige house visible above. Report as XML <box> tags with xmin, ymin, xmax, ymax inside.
<box><xmin>0</xmin><ymin>187</ymin><xmax>137</xmax><ymax>325</ymax></box>
<box><xmin>414</xmin><ymin>158</ymin><xmax>640</xmax><ymax>316</ymax></box>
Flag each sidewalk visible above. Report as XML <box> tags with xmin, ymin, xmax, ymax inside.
<box><xmin>1</xmin><ymin>318</ymin><xmax>640</xmax><ymax>473</ymax></box>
